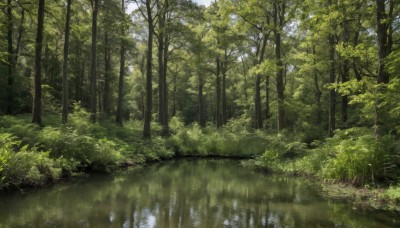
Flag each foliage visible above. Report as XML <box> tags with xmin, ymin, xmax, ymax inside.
<box><xmin>1</xmin><ymin>0</ymin><xmax>400</xmax><ymax>195</ymax></box>
<box><xmin>320</xmin><ymin>130</ymin><xmax>400</xmax><ymax>185</ymax></box>
<box><xmin>254</xmin><ymin>133</ymin><xmax>308</xmax><ymax>172</ymax></box>
<box><xmin>383</xmin><ymin>186</ymin><xmax>400</xmax><ymax>203</ymax></box>
<box><xmin>169</xmin><ymin>116</ymin><xmax>268</xmax><ymax>157</ymax></box>
<box><xmin>0</xmin><ymin>133</ymin><xmax>62</xmax><ymax>188</ymax></box>
<box><xmin>253</xmin><ymin>127</ymin><xmax>400</xmax><ymax>186</ymax></box>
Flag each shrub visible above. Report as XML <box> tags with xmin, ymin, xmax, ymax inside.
<box><xmin>383</xmin><ymin>186</ymin><xmax>400</xmax><ymax>203</ymax></box>
<box><xmin>320</xmin><ymin>128</ymin><xmax>400</xmax><ymax>185</ymax></box>
<box><xmin>168</xmin><ymin>117</ymin><xmax>269</xmax><ymax>157</ymax></box>
<box><xmin>91</xmin><ymin>138</ymin><xmax>123</xmax><ymax>171</ymax></box>
<box><xmin>38</xmin><ymin>127</ymin><xmax>123</xmax><ymax>171</ymax></box>
<box><xmin>0</xmin><ymin>134</ymin><xmax>62</xmax><ymax>188</ymax></box>
<box><xmin>252</xmin><ymin>133</ymin><xmax>309</xmax><ymax>173</ymax></box>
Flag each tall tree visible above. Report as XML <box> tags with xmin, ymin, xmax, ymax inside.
<box><xmin>143</xmin><ymin>0</ymin><xmax>154</xmax><ymax>138</ymax></box>
<box><xmin>62</xmin><ymin>0</ymin><xmax>72</xmax><ymax>124</ymax></box>
<box><xmin>156</xmin><ymin>0</ymin><xmax>169</xmax><ymax>134</ymax></box>
<box><xmin>273</xmin><ymin>0</ymin><xmax>285</xmax><ymax>132</ymax></box>
<box><xmin>103</xmin><ymin>30</ymin><xmax>111</xmax><ymax>116</ymax></box>
<box><xmin>116</xmin><ymin>0</ymin><xmax>126</xmax><ymax>125</ymax></box>
<box><xmin>90</xmin><ymin>0</ymin><xmax>99</xmax><ymax>122</ymax></box>
<box><xmin>341</xmin><ymin>17</ymin><xmax>350</xmax><ymax>125</ymax></box>
<box><xmin>254</xmin><ymin>34</ymin><xmax>267</xmax><ymax>129</ymax></box>
<box><xmin>374</xmin><ymin>0</ymin><xmax>393</xmax><ymax>136</ymax></box>
<box><xmin>216</xmin><ymin>54</ymin><xmax>222</xmax><ymax>127</ymax></box>
<box><xmin>328</xmin><ymin>34</ymin><xmax>336</xmax><ymax>136</ymax></box>
<box><xmin>6</xmin><ymin>0</ymin><xmax>14</xmax><ymax>114</ymax></box>
<box><xmin>234</xmin><ymin>0</ymin><xmax>272</xmax><ymax>129</ymax></box>
<box><xmin>32</xmin><ymin>0</ymin><xmax>45</xmax><ymax>125</ymax></box>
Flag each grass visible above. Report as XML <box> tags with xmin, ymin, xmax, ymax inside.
<box><xmin>0</xmin><ymin>110</ymin><xmax>267</xmax><ymax>190</ymax></box>
<box><xmin>1</xmin><ymin>107</ymin><xmax>400</xmax><ymax>211</ymax></box>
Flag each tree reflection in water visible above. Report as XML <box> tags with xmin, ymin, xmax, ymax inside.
<box><xmin>0</xmin><ymin>159</ymin><xmax>398</xmax><ymax>227</ymax></box>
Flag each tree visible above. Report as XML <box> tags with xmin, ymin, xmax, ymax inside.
<box><xmin>234</xmin><ymin>0</ymin><xmax>271</xmax><ymax>129</ymax></box>
<box><xmin>374</xmin><ymin>0</ymin><xmax>394</xmax><ymax>136</ymax></box>
<box><xmin>90</xmin><ymin>0</ymin><xmax>99</xmax><ymax>122</ymax></box>
<box><xmin>116</xmin><ymin>0</ymin><xmax>126</xmax><ymax>125</ymax></box>
<box><xmin>32</xmin><ymin>0</ymin><xmax>46</xmax><ymax>125</ymax></box>
<box><xmin>62</xmin><ymin>0</ymin><xmax>72</xmax><ymax>124</ymax></box>
<box><xmin>135</xmin><ymin>0</ymin><xmax>155</xmax><ymax>138</ymax></box>
<box><xmin>6</xmin><ymin>0</ymin><xmax>14</xmax><ymax>115</ymax></box>
<box><xmin>156</xmin><ymin>0</ymin><xmax>169</xmax><ymax>134</ymax></box>
<box><xmin>273</xmin><ymin>0</ymin><xmax>286</xmax><ymax>132</ymax></box>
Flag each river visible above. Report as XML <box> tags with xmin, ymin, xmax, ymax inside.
<box><xmin>0</xmin><ymin>159</ymin><xmax>399</xmax><ymax>227</ymax></box>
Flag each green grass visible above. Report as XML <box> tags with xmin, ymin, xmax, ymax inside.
<box><xmin>1</xmin><ymin>107</ymin><xmax>400</xmax><ymax>194</ymax></box>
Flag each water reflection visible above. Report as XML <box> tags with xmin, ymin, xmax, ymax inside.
<box><xmin>0</xmin><ymin>159</ymin><xmax>398</xmax><ymax>227</ymax></box>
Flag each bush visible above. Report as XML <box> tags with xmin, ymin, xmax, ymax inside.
<box><xmin>37</xmin><ymin>127</ymin><xmax>123</xmax><ymax>171</ymax></box>
<box><xmin>320</xmin><ymin>128</ymin><xmax>400</xmax><ymax>185</ymax></box>
<box><xmin>383</xmin><ymin>186</ymin><xmax>400</xmax><ymax>203</ymax></box>
<box><xmin>255</xmin><ymin>134</ymin><xmax>307</xmax><ymax>172</ymax></box>
<box><xmin>91</xmin><ymin>138</ymin><xmax>123</xmax><ymax>171</ymax></box>
<box><xmin>0</xmin><ymin>133</ymin><xmax>62</xmax><ymax>188</ymax></box>
<box><xmin>169</xmin><ymin>116</ymin><xmax>269</xmax><ymax>157</ymax></box>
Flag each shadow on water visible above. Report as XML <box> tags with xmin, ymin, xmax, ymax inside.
<box><xmin>0</xmin><ymin>159</ymin><xmax>399</xmax><ymax>227</ymax></box>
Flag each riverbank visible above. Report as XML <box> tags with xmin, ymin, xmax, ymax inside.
<box><xmin>1</xmin><ymin>112</ymin><xmax>400</xmax><ymax>214</ymax></box>
<box><xmin>3</xmin><ymin>159</ymin><xmax>399</xmax><ymax>227</ymax></box>
<box><xmin>0</xmin><ymin>111</ymin><xmax>264</xmax><ymax>190</ymax></box>
<box><xmin>244</xmin><ymin>159</ymin><xmax>400</xmax><ymax>213</ymax></box>
<box><xmin>320</xmin><ymin>183</ymin><xmax>400</xmax><ymax>213</ymax></box>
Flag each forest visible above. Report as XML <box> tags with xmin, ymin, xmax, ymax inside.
<box><xmin>0</xmin><ymin>0</ymin><xmax>400</xmax><ymax>203</ymax></box>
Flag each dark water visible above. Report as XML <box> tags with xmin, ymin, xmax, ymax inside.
<box><xmin>0</xmin><ymin>159</ymin><xmax>399</xmax><ymax>227</ymax></box>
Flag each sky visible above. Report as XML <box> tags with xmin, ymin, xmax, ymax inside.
<box><xmin>127</xmin><ymin>0</ymin><xmax>212</xmax><ymax>13</ymax></box>
<box><xmin>193</xmin><ymin>0</ymin><xmax>212</xmax><ymax>6</ymax></box>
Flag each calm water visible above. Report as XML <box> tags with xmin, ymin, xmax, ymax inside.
<box><xmin>0</xmin><ymin>159</ymin><xmax>399</xmax><ymax>227</ymax></box>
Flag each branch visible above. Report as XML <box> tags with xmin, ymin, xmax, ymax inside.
<box><xmin>359</xmin><ymin>64</ymin><xmax>377</xmax><ymax>78</ymax></box>
<box><xmin>235</xmin><ymin>11</ymin><xmax>263</xmax><ymax>31</ymax></box>
<box><xmin>134</xmin><ymin>0</ymin><xmax>149</xmax><ymax>22</ymax></box>
<box><xmin>168</xmin><ymin>43</ymin><xmax>185</xmax><ymax>55</ymax></box>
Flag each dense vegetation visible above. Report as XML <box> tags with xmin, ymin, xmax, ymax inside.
<box><xmin>1</xmin><ymin>0</ymin><xmax>400</xmax><ymax>201</ymax></box>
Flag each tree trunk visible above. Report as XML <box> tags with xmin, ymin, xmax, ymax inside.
<box><xmin>172</xmin><ymin>69</ymin><xmax>176</xmax><ymax>117</ymax></box>
<box><xmin>375</xmin><ymin>0</ymin><xmax>392</xmax><ymax>136</ymax></box>
<box><xmin>157</xmin><ymin>0</ymin><xmax>169</xmax><ymax>135</ymax></box>
<box><xmin>140</xmin><ymin>55</ymin><xmax>145</xmax><ymax>119</ymax></box>
<box><xmin>221</xmin><ymin>51</ymin><xmax>227</xmax><ymax>125</ymax></box>
<box><xmin>43</xmin><ymin>45</ymin><xmax>49</xmax><ymax>83</ymax></box>
<box><xmin>90</xmin><ymin>0</ymin><xmax>99</xmax><ymax>122</ymax></box>
<box><xmin>265</xmin><ymin>75</ymin><xmax>270</xmax><ymax>121</ymax></box>
<box><xmin>216</xmin><ymin>56</ymin><xmax>222</xmax><ymax>128</ymax></box>
<box><xmin>353</xmin><ymin>15</ymin><xmax>362</xmax><ymax>81</ymax></box>
<box><xmin>341</xmin><ymin>22</ymin><xmax>350</xmax><ymax>124</ymax></box>
<box><xmin>254</xmin><ymin>34</ymin><xmax>267</xmax><ymax>129</ymax></box>
<box><xmin>313</xmin><ymin>46</ymin><xmax>322</xmax><ymax>125</ymax></box>
<box><xmin>314</xmin><ymin>74</ymin><xmax>322</xmax><ymax>125</ymax></box>
<box><xmin>14</xmin><ymin>9</ymin><xmax>24</xmax><ymax>64</ymax></box>
<box><xmin>116</xmin><ymin>0</ymin><xmax>126</xmax><ymax>125</ymax></box>
<box><xmin>274</xmin><ymin>2</ymin><xmax>285</xmax><ymax>132</ymax></box>
<box><xmin>98</xmin><ymin>80</ymin><xmax>102</xmax><ymax>113</ymax></box>
<box><xmin>32</xmin><ymin>0</ymin><xmax>45</xmax><ymax>126</ymax></box>
<box><xmin>162</xmin><ymin>32</ymin><xmax>169</xmax><ymax>134</ymax></box>
<box><xmin>103</xmin><ymin>32</ymin><xmax>111</xmax><ymax>117</ymax></box>
<box><xmin>328</xmin><ymin>35</ymin><xmax>336</xmax><ymax>136</ymax></box>
<box><xmin>198</xmin><ymin>76</ymin><xmax>205</xmax><ymax>127</ymax></box>
<box><xmin>143</xmin><ymin>0</ymin><xmax>153</xmax><ymax>138</ymax></box>
<box><xmin>62</xmin><ymin>0</ymin><xmax>72</xmax><ymax>124</ymax></box>
<box><xmin>6</xmin><ymin>0</ymin><xmax>14</xmax><ymax>114</ymax></box>
<box><xmin>254</xmin><ymin>75</ymin><xmax>262</xmax><ymax>129</ymax></box>
<box><xmin>7</xmin><ymin>7</ymin><xmax>25</xmax><ymax>113</ymax></box>
<box><xmin>157</xmin><ymin>16</ymin><xmax>165</xmax><ymax>127</ymax></box>
<box><xmin>79</xmin><ymin>59</ymin><xmax>85</xmax><ymax>104</ymax></box>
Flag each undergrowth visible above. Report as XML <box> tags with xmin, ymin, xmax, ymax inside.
<box><xmin>1</xmin><ymin>106</ymin><xmax>400</xmax><ymax>197</ymax></box>
<box><xmin>251</xmin><ymin>127</ymin><xmax>400</xmax><ymax>187</ymax></box>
